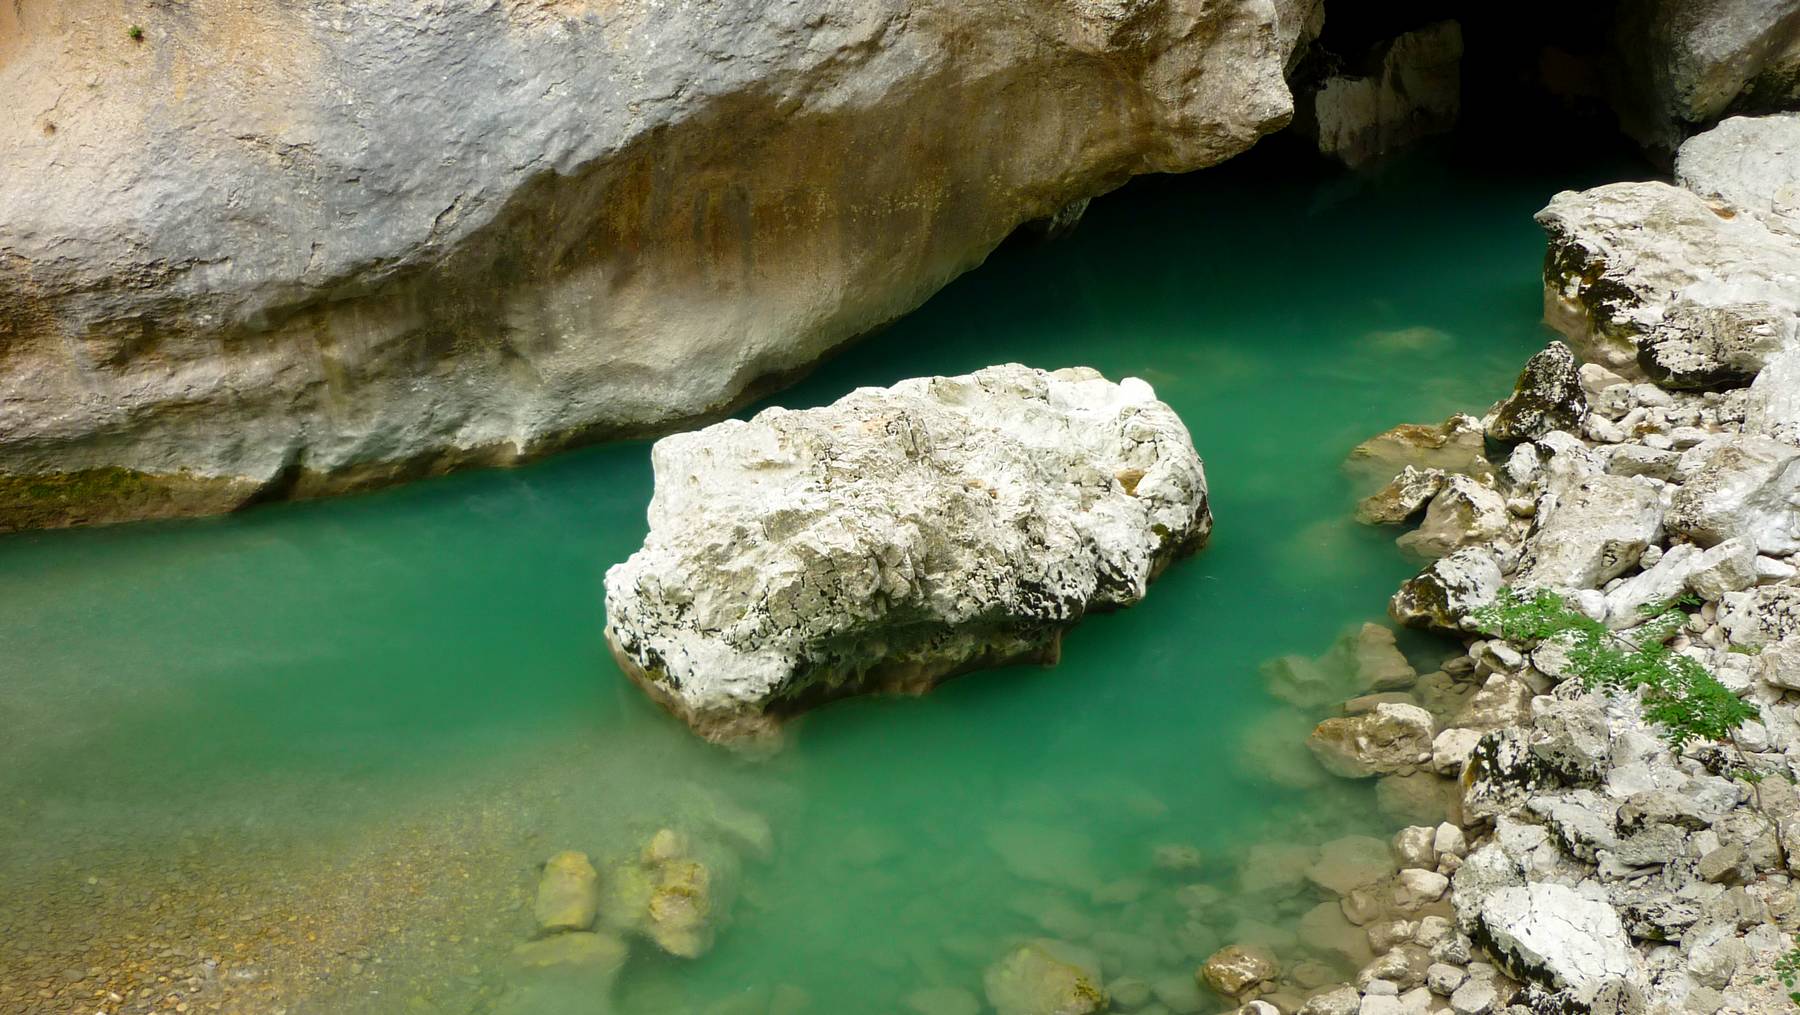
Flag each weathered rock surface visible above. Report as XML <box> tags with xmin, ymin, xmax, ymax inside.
<box><xmin>1610</xmin><ymin>3</ymin><xmax>1800</xmax><ymax>157</ymax></box>
<box><xmin>0</xmin><ymin>0</ymin><xmax>1304</xmax><ymax>532</ymax></box>
<box><xmin>1474</xmin><ymin>884</ymin><xmax>1637</xmax><ymax>1004</ymax></box>
<box><xmin>984</xmin><ymin>940</ymin><xmax>1107</xmax><ymax>1015</ymax></box>
<box><xmin>1390</xmin><ymin>547</ymin><xmax>1502</xmax><ymax>634</ymax></box>
<box><xmin>1298</xmin><ymin>21</ymin><xmax>1462</xmax><ymax>168</ymax></box>
<box><xmin>1515</xmin><ymin>475</ymin><xmax>1663</xmax><ymax>590</ymax></box>
<box><xmin>603</xmin><ymin>365</ymin><xmax>1210</xmax><ymax>741</ymax></box>
<box><xmin>1485</xmin><ymin>343</ymin><xmax>1588</xmax><ymax>445</ymax></box>
<box><xmin>1674</xmin><ymin>111</ymin><xmax>1800</xmax><ymax>240</ymax></box>
<box><xmin>1307</xmin><ymin>703</ymin><xmax>1436</xmax><ymax>779</ymax></box>
<box><xmin>1356</xmin><ymin>467</ymin><xmax>1447</xmax><ymax>526</ymax></box>
<box><xmin>1667</xmin><ymin>435</ymin><xmax>1800</xmax><ymax>553</ymax></box>
<box><xmin>1539</xmin><ymin>116</ymin><xmax>1800</xmax><ymax>385</ymax></box>
<box><xmin>1395</xmin><ymin>476</ymin><xmax>1509</xmax><ymax>561</ymax></box>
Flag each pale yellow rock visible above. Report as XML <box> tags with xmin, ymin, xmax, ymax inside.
<box><xmin>511</xmin><ymin>930</ymin><xmax>628</xmax><ymax>971</ymax></box>
<box><xmin>533</xmin><ymin>850</ymin><xmax>600</xmax><ymax>934</ymax></box>
<box><xmin>1199</xmin><ymin>943</ymin><xmax>1280</xmax><ymax>998</ymax></box>
<box><xmin>983</xmin><ymin>939</ymin><xmax>1107</xmax><ymax>1015</ymax></box>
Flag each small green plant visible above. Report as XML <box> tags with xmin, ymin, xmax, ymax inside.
<box><xmin>1472</xmin><ymin>587</ymin><xmax>1786</xmax><ymax>867</ymax></box>
<box><xmin>126</xmin><ymin>24</ymin><xmax>144</xmax><ymax>42</ymax></box>
<box><xmin>1754</xmin><ymin>946</ymin><xmax>1800</xmax><ymax>1007</ymax></box>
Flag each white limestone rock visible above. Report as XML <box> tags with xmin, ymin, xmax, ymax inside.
<box><xmin>1475</xmin><ymin>883</ymin><xmax>1637</xmax><ymax>1003</ymax></box>
<box><xmin>1396</xmin><ymin>476</ymin><xmax>1509</xmax><ymax>561</ymax></box>
<box><xmin>1667</xmin><ymin>436</ymin><xmax>1800</xmax><ymax>553</ymax></box>
<box><xmin>1538</xmin><ymin>117</ymin><xmax>1800</xmax><ymax>384</ymax></box>
<box><xmin>1357</xmin><ymin>467</ymin><xmax>1448</xmax><ymax>526</ymax></box>
<box><xmin>1432</xmin><ymin>728</ymin><xmax>1482</xmax><ymax>776</ymax></box>
<box><xmin>1745</xmin><ymin>344</ymin><xmax>1800</xmax><ymax>443</ymax></box>
<box><xmin>1516</xmin><ymin>475</ymin><xmax>1664</xmax><ymax>590</ymax></box>
<box><xmin>603</xmin><ymin>365</ymin><xmax>1211</xmax><ymax>742</ymax></box>
<box><xmin>1486</xmin><ymin>342</ymin><xmax>1589</xmax><ymax>444</ymax></box>
<box><xmin>1675</xmin><ymin>112</ymin><xmax>1800</xmax><ymax>240</ymax></box>
<box><xmin>1390</xmin><ymin>548</ymin><xmax>1502</xmax><ymax>634</ymax></box>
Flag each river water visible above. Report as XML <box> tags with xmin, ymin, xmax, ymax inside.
<box><xmin>0</xmin><ymin>140</ymin><xmax>1643</xmax><ymax>1014</ymax></box>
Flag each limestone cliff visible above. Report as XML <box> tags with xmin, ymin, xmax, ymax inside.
<box><xmin>0</xmin><ymin>0</ymin><xmax>1308</xmax><ymax>530</ymax></box>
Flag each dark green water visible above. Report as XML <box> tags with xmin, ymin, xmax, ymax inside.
<box><xmin>0</xmin><ymin>142</ymin><xmax>1641</xmax><ymax>1014</ymax></box>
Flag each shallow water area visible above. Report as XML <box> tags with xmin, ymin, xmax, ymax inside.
<box><xmin>0</xmin><ymin>140</ymin><xmax>1647</xmax><ymax>1014</ymax></box>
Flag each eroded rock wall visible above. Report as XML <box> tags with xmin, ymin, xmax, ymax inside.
<box><xmin>0</xmin><ymin>0</ymin><xmax>1306</xmax><ymax>530</ymax></box>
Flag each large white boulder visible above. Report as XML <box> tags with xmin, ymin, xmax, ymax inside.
<box><xmin>1516</xmin><ymin>475</ymin><xmax>1664</xmax><ymax>590</ymax></box>
<box><xmin>1675</xmin><ymin>112</ymin><xmax>1800</xmax><ymax>240</ymax></box>
<box><xmin>1667</xmin><ymin>435</ymin><xmax>1800</xmax><ymax>553</ymax></box>
<box><xmin>1475</xmin><ymin>883</ymin><xmax>1638</xmax><ymax>1004</ymax></box>
<box><xmin>603</xmin><ymin>365</ymin><xmax>1210</xmax><ymax>742</ymax></box>
<box><xmin>1390</xmin><ymin>547</ymin><xmax>1502</xmax><ymax>633</ymax></box>
<box><xmin>1537</xmin><ymin>115</ymin><xmax>1800</xmax><ymax>386</ymax></box>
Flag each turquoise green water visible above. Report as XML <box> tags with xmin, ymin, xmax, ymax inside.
<box><xmin>0</xmin><ymin>143</ymin><xmax>1640</xmax><ymax>1014</ymax></box>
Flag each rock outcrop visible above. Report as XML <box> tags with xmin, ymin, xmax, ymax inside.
<box><xmin>1609</xmin><ymin>1</ymin><xmax>1800</xmax><ymax>157</ymax></box>
<box><xmin>1329</xmin><ymin>113</ymin><xmax>1800</xmax><ymax>1015</ymax></box>
<box><xmin>603</xmin><ymin>365</ymin><xmax>1210</xmax><ymax>742</ymax></box>
<box><xmin>1296</xmin><ymin>20</ymin><xmax>1463</xmax><ymax>168</ymax></box>
<box><xmin>0</xmin><ymin>0</ymin><xmax>1305</xmax><ymax>533</ymax></box>
<box><xmin>1538</xmin><ymin>113</ymin><xmax>1800</xmax><ymax>384</ymax></box>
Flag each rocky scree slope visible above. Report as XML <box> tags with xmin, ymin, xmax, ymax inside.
<box><xmin>1296</xmin><ymin>113</ymin><xmax>1800</xmax><ymax>1015</ymax></box>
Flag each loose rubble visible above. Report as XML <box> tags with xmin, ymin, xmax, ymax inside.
<box><xmin>1298</xmin><ymin>113</ymin><xmax>1800</xmax><ymax>1015</ymax></box>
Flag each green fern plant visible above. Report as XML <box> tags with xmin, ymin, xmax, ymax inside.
<box><xmin>1471</xmin><ymin>586</ymin><xmax>1785</xmax><ymax>867</ymax></box>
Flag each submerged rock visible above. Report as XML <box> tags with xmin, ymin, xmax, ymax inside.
<box><xmin>0</xmin><ymin>1</ymin><xmax>1305</xmax><ymax>532</ymax></box>
<box><xmin>984</xmin><ymin>940</ymin><xmax>1107</xmax><ymax>1015</ymax></box>
<box><xmin>599</xmin><ymin>828</ymin><xmax>726</xmax><ymax>959</ymax></box>
<box><xmin>1261</xmin><ymin>623</ymin><xmax>1417</xmax><ymax>708</ymax></box>
<box><xmin>534</xmin><ymin>851</ymin><xmax>601</xmax><ymax>935</ymax></box>
<box><xmin>1200</xmin><ymin>943</ymin><xmax>1280</xmax><ymax>999</ymax></box>
<box><xmin>511</xmin><ymin>930</ymin><xmax>629</xmax><ymax>972</ymax></box>
<box><xmin>1307</xmin><ymin>703</ymin><xmax>1436</xmax><ymax>779</ymax></box>
<box><xmin>1346</xmin><ymin>415</ymin><xmax>1490</xmax><ymax>488</ymax></box>
<box><xmin>604</xmin><ymin>365</ymin><xmax>1211</xmax><ymax>742</ymax></box>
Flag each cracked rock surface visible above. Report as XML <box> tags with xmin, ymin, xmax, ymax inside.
<box><xmin>603</xmin><ymin>365</ymin><xmax>1210</xmax><ymax>743</ymax></box>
